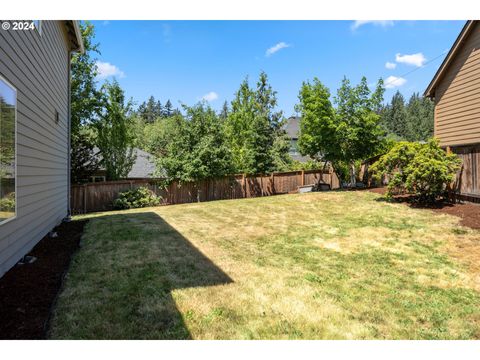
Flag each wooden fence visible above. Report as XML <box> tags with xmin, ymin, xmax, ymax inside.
<box><xmin>71</xmin><ymin>169</ymin><xmax>340</xmax><ymax>214</ymax></box>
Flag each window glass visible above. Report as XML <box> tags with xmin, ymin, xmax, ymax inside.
<box><xmin>0</xmin><ymin>77</ymin><xmax>16</xmax><ymax>224</ymax></box>
<box><xmin>32</xmin><ymin>20</ymin><xmax>41</xmax><ymax>34</ymax></box>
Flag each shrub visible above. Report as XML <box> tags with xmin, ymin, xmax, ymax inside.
<box><xmin>0</xmin><ymin>192</ymin><xmax>15</xmax><ymax>212</ymax></box>
<box><xmin>370</xmin><ymin>138</ymin><xmax>461</xmax><ymax>202</ymax></box>
<box><xmin>405</xmin><ymin>140</ymin><xmax>461</xmax><ymax>202</ymax></box>
<box><xmin>113</xmin><ymin>187</ymin><xmax>161</xmax><ymax>210</ymax></box>
<box><xmin>370</xmin><ymin>141</ymin><xmax>422</xmax><ymax>196</ymax></box>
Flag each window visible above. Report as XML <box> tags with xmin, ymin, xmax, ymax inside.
<box><xmin>0</xmin><ymin>75</ymin><xmax>16</xmax><ymax>224</ymax></box>
<box><xmin>32</xmin><ymin>20</ymin><xmax>42</xmax><ymax>35</ymax></box>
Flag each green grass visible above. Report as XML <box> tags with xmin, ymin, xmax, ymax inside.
<box><xmin>49</xmin><ymin>191</ymin><xmax>480</xmax><ymax>339</ymax></box>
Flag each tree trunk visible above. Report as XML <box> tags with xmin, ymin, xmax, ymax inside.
<box><xmin>350</xmin><ymin>162</ymin><xmax>356</xmax><ymax>188</ymax></box>
<box><xmin>330</xmin><ymin>162</ymin><xmax>343</xmax><ymax>189</ymax></box>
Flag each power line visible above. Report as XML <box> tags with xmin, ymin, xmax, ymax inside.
<box><xmin>382</xmin><ymin>50</ymin><xmax>449</xmax><ymax>88</ymax></box>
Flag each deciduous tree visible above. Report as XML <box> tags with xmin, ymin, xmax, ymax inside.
<box><xmin>95</xmin><ymin>80</ymin><xmax>136</xmax><ymax>181</ymax></box>
<box><xmin>70</xmin><ymin>21</ymin><xmax>102</xmax><ymax>183</ymax></box>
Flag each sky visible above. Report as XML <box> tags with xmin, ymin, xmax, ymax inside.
<box><xmin>91</xmin><ymin>20</ymin><xmax>465</xmax><ymax>117</ymax></box>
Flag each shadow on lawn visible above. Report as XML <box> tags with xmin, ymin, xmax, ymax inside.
<box><xmin>55</xmin><ymin>211</ymin><xmax>233</xmax><ymax>339</ymax></box>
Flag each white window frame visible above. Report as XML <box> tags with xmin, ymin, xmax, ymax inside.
<box><xmin>0</xmin><ymin>74</ymin><xmax>17</xmax><ymax>226</ymax></box>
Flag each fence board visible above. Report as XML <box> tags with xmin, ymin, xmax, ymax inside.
<box><xmin>70</xmin><ymin>169</ymin><xmax>338</xmax><ymax>214</ymax></box>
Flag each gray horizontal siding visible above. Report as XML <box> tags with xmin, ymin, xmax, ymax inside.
<box><xmin>0</xmin><ymin>21</ymin><xmax>70</xmax><ymax>277</ymax></box>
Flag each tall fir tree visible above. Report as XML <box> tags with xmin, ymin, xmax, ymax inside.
<box><xmin>225</xmin><ymin>72</ymin><xmax>289</xmax><ymax>174</ymax></box>
<box><xmin>219</xmin><ymin>100</ymin><xmax>229</xmax><ymax>120</ymax></box>
<box><xmin>385</xmin><ymin>91</ymin><xmax>408</xmax><ymax>139</ymax></box>
<box><xmin>137</xmin><ymin>96</ymin><xmax>163</xmax><ymax>123</ymax></box>
<box><xmin>382</xmin><ymin>91</ymin><xmax>434</xmax><ymax>141</ymax></box>
<box><xmin>164</xmin><ymin>99</ymin><xmax>174</xmax><ymax>117</ymax></box>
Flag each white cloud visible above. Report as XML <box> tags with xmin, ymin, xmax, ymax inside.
<box><xmin>351</xmin><ymin>20</ymin><xmax>394</xmax><ymax>30</ymax></box>
<box><xmin>95</xmin><ymin>61</ymin><xmax>125</xmax><ymax>79</ymax></box>
<box><xmin>265</xmin><ymin>42</ymin><xmax>291</xmax><ymax>57</ymax></box>
<box><xmin>201</xmin><ymin>91</ymin><xmax>219</xmax><ymax>102</ymax></box>
<box><xmin>385</xmin><ymin>61</ymin><xmax>397</xmax><ymax>70</ymax></box>
<box><xmin>384</xmin><ymin>76</ymin><xmax>407</xmax><ymax>89</ymax></box>
<box><xmin>395</xmin><ymin>52</ymin><xmax>427</xmax><ymax>67</ymax></box>
<box><xmin>102</xmin><ymin>20</ymin><xmax>110</xmax><ymax>26</ymax></box>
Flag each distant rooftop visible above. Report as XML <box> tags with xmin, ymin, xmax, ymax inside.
<box><xmin>92</xmin><ymin>147</ymin><xmax>157</xmax><ymax>178</ymax></box>
<box><xmin>285</xmin><ymin>116</ymin><xmax>301</xmax><ymax>139</ymax></box>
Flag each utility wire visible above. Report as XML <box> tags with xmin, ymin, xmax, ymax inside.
<box><xmin>382</xmin><ymin>50</ymin><xmax>449</xmax><ymax>88</ymax></box>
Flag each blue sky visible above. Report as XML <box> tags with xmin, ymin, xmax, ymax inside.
<box><xmin>91</xmin><ymin>20</ymin><xmax>465</xmax><ymax>116</ymax></box>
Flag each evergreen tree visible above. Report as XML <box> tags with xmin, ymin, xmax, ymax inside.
<box><xmin>384</xmin><ymin>91</ymin><xmax>408</xmax><ymax>139</ymax></box>
<box><xmin>137</xmin><ymin>96</ymin><xmax>163</xmax><ymax>123</ymax></box>
<box><xmin>382</xmin><ymin>91</ymin><xmax>434</xmax><ymax>141</ymax></box>
<box><xmin>405</xmin><ymin>92</ymin><xmax>434</xmax><ymax>141</ymax></box>
<box><xmin>225</xmin><ymin>72</ymin><xmax>289</xmax><ymax>174</ymax></box>
<box><xmin>219</xmin><ymin>100</ymin><xmax>229</xmax><ymax>120</ymax></box>
<box><xmin>164</xmin><ymin>99</ymin><xmax>174</xmax><ymax>117</ymax></box>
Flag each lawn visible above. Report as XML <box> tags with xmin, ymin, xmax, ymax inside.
<box><xmin>49</xmin><ymin>191</ymin><xmax>480</xmax><ymax>339</ymax></box>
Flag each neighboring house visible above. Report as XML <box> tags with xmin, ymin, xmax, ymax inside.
<box><xmin>86</xmin><ymin>147</ymin><xmax>157</xmax><ymax>182</ymax></box>
<box><xmin>0</xmin><ymin>21</ymin><xmax>83</xmax><ymax>277</ymax></box>
<box><xmin>425</xmin><ymin>20</ymin><xmax>480</xmax><ymax>198</ymax></box>
<box><xmin>285</xmin><ymin>116</ymin><xmax>310</xmax><ymax>162</ymax></box>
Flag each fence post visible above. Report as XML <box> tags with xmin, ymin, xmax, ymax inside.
<box><xmin>301</xmin><ymin>170</ymin><xmax>305</xmax><ymax>186</ymax></box>
<box><xmin>260</xmin><ymin>176</ymin><xmax>264</xmax><ymax>197</ymax></box>
<box><xmin>242</xmin><ymin>174</ymin><xmax>247</xmax><ymax>198</ymax></box>
<box><xmin>271</xmin><ymin>173</ymin><xmax>275</xmax><ymax>194</ymax></box>
<box><xmin>83</xmin><ymin>184</ymin><xmax>87</xmax><ymax>214</ymax></box>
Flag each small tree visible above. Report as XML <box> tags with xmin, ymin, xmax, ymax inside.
<box><xmin>296</xmin><ymin>77</ymin><xmax>386</xmax><ymax>186</ymax></box>
<box><xmin>334</xmin><ymin>77</ymin><xmax>386</xmax><ymax>186</ymax></box>
<box><xmin>296</xmin><ymin>77</ymin><xmax>336</xmax><ymax>164</ymax></box>
<box><xmin>95</xmin><ymin>80</ymin><xmax>136</xmax><ymax>181</ymax></box>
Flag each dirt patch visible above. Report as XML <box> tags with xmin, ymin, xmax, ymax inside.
<box><xmin>0</xmin><ymin>220</ymin><xmax>87</xmax><ymax>339</ymax></box>
<box><xmin>367</xmin><ymin>187</ymin><xmax>480</xmax><ymax>230</ymax></box>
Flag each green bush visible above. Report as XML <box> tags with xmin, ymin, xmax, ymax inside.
<box><xmin>371</xmin><ymin>138</ymin><xmax>461</xmax><ymax>202</ymax></box>
<box><xmin>113</xmin><ymin>187</ymin><xmax>161</xmax><ymax>210</ymax></box>
<box><xmin>0</xmin><ymin>192</ymin><xmax>15</xmax><ymax>212</ymax></box>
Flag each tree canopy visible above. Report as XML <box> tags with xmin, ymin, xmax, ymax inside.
<box><xmin>152</xmin><ymin>103</ymin><xmax>233</xmax><ymax>182</ymax></box>
<box><xmin>224</xmin><ymin>72</ymin><xmax>290</xmax><ymax>174</ymax></box>
<box><xmin>70</xmin><ymin>21</ymin><xmax>102</xmax><ymax>183</ymax></box>
<box><xmin>95</xmin><ymin>80</ymin><xmax>136</xmax><ymax>181</ymax></box>
<box><xmin>296</xmin><ymin>76</ymin><xmax>386</xmax><ymax>185</ymax></box>
<box><xmin>381</xmin><ymin>91</ymin><xmax>434</xmax><ymax>141</ymax></box>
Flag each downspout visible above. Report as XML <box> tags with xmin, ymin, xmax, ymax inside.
<box><xmin>64</xmin><ymin>50</ymin><xmax>73</xmax><ymax>222</ymax></box>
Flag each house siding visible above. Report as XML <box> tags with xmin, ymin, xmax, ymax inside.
<box><xmin>0</xmin><ymin>21</ymin><xmax>70</xmax><ymax>277</ymax></box>
<box><xmin>434</xmin><ymin>21</ymin><xmax>480</xmax><ymax>147</ymax></box>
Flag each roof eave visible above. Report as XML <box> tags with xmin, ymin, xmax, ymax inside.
<box><xmin>424</xmin><ymin>20</ymin><xmax>475</xmax><ymax>98</ymax></box>
<box><xmin>66</xmin><ymin>20</ymin><xmax>84</xmax><ymax>54</ymax></box>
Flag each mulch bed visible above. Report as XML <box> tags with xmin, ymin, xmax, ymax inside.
<box><xmin>367</xmin><ymin>187</ymin><xmax>480</xmax><ymax>230</ymax></box>
<box><xmin>0</xmin><ymin>220</ymin><xmax>87</xmax><ymax>340</ymax></box>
